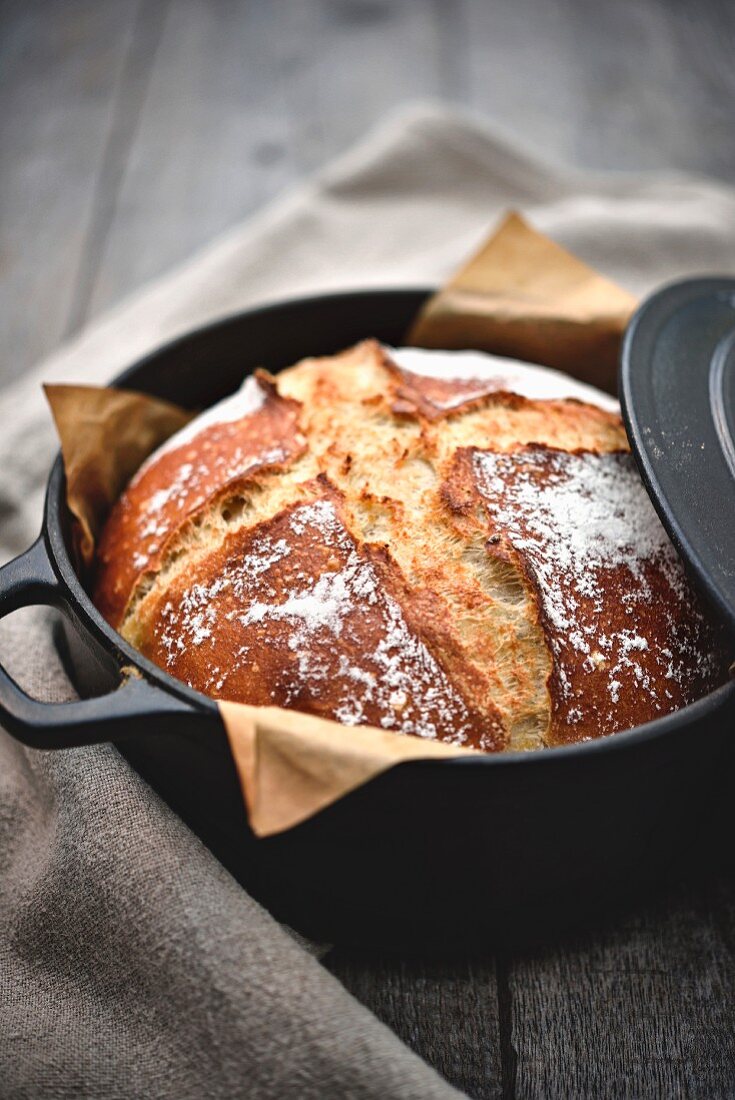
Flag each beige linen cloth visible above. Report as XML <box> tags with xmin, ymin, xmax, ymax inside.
<box><xmin>2</xmin><ymin>103</ymin><xmax>735</xmax><ymax>1099</ymax></box>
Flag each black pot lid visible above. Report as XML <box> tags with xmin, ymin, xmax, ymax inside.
<box><xmin>620</xmin><ymin>277</ymin><xmax>735</xmax><ymax>633</ymax></box>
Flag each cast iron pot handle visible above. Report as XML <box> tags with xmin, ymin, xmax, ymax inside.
<box><xmin>0</xmin><ymin>536</ymin><xmax>208</xmax><ymax>750</ymax></box>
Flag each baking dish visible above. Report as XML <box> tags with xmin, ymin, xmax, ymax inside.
<box><xmin>1</xmin><ymin>287</ymin><xmax>733</xmax><ymax>951</ymax></box>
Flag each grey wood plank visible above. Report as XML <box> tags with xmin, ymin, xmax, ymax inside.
<box><xmin>324</xmin><ymin>950</ymin><xmax>505</xmax><ymax>1099</ymax></box>
<box><xmin>63</xmin><ymin>0</ymin><xmax>169</xmax><ymax>335</ymax></box>
<box><xmin>462</xmin><ymin>0</ymin><xmax>735</xmax><ymax>179</ymax></box>
<box><xmin>84</xmin><ymin>0</ymin><xmax>307</xmax><ymax>319</ymax></box>
<box><xmin>84</xmin><ymin>0</ymin><xmax>463</xmax><ymax>318</ymax></box>
<box><xmin>272</xmin><ymin>0</ymin><xmax>465</xmax><ymax>174</ymax></box>
<box><xmin>507</xmin><ymin>877</ymin><xmax>735</xmax><ymax>1099</ymax></box>
<box><xmin>0</xmin><ymin>0</ymin><xmax>140</xmax><ymax>386</ymax></box>
<box><xmin>83</xmin><ymin>0</ymin><xmax>735</xmax><ymax>327</ymax></box>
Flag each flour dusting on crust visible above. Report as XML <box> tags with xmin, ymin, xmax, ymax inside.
<box><xmin>472</xmin><ymin>448</ymin><xmax>722</xmax><ymax>738</ymax></box>
<box><xmin>136</xmin><ymin>375</ymin><xmax>267</xmax><ymax>475</ymax></box>
<box><xmin>388</xmin><ymin>347</ymin><xmax>620</xmax><ymax>412</ymax></box>
<box><xmin>149</xmin><ymin>495</ymin><xmax>497</xmax><ymax>748</ymax></box>
<box><xmin>95</xmin><ymin>373</ymin><xmax>304</xmax><ymax>627</ymax></box>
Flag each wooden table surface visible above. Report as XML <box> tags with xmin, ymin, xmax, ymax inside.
<box><xmin>2</xmin><ymin>2</ymin><xmax>734</xmax><ymax>1096</ymax></box>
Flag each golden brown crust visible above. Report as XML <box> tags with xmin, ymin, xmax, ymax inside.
<box><xmin>443</xmin><ymin>445</ymin><xmax>727</xmax><ymax>743</ymax></box>
<box><xmin>94</xmin><ymin>373</ymin><xmax>304</xmax><ymax>627</ymax></box>
<box><xmin>383</xmin><ymin>346</ymin><xmax>617</xmax><ymax>428</ymax></box>
<box><xmin>95</xmin><ymin>339</ymin><xmax>730</xmax><ymax>752</ymax></box>
<box><xmin>134</xmin><ymin>479</ymin><xmax>504</xmax><ymax>751</ymax></box>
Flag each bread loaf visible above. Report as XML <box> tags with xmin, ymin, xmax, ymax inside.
<box><xmin>94</xmin><ymin>341</ymin><xmax>729</xmax><ymax>752</ymax></box>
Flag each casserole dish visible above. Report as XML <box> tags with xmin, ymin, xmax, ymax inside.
<box><xmin>1</xmin><ymin>287</ymin><xmax>734</xmax><ymax>951</ymax></box>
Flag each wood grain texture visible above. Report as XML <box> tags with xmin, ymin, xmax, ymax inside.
<box><xmin>84</xmin><ymin>0</ymin><xmax>306</xmax><ymax>317</ymax></box>
<box><xmin>507</xmin><ymin>896</ymin><xmax>735</xmax><ymax>1099</ymax></box>
<box><xmin>323</xmin><ymin>950</ymin><xmax>505</xmax><ymax>1099</ymax></box>
<box><xmin>62</xmin><ymin>0</ymin><xmax>169</xmax><ymax>335</ymax></box>
<box><xmin>0</xmin><ymin>0</ymin><xmax>139</xmax><ymax>384</ymax></box>
<box><xmin>462</xmin><ymin>0</ymin><xmax>735</xmax><ymax>177</ymax></box>
<box><xmin>2</xmin><ymin>1</ymin><xmax>735</xmax><ymax>1097</ymax></box>
<box><xmin>4</xmin><ymin>0</ymin><xmax>735</xmax><ymax>374</ymax></box>
<box><xmin>326</xmin><ymin>871</ymin><xmax>735</xmax><ymax>1099</ymax></box>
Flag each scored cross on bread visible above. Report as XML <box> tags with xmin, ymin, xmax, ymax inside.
<box><xmin>94</xmin><ymin>341</ymin><xmax>729</xmax><ymax>752</ymax></box>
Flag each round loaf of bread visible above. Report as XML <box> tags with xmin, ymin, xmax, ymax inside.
<box><xmin>94</xmin><ymin>341</ymin><xmax>729</xmax><ymax>752</ymax></box>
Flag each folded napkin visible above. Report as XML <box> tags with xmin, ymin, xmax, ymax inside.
<box><xmin>2</xmin><ymin>103</ymin><xmax>735</xmax><ymax>1099</ymax></box>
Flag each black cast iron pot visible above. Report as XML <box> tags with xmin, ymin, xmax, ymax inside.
<box><xmin>1</xmin><ymin>288</ymin><xmax>734</xmax><ymax>952</ymax></box>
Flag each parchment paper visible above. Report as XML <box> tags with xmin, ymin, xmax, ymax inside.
<box><xmin>409</xmin><ymin>210</ymin><xmax>637</xmax><ymax>394</ymax></box>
